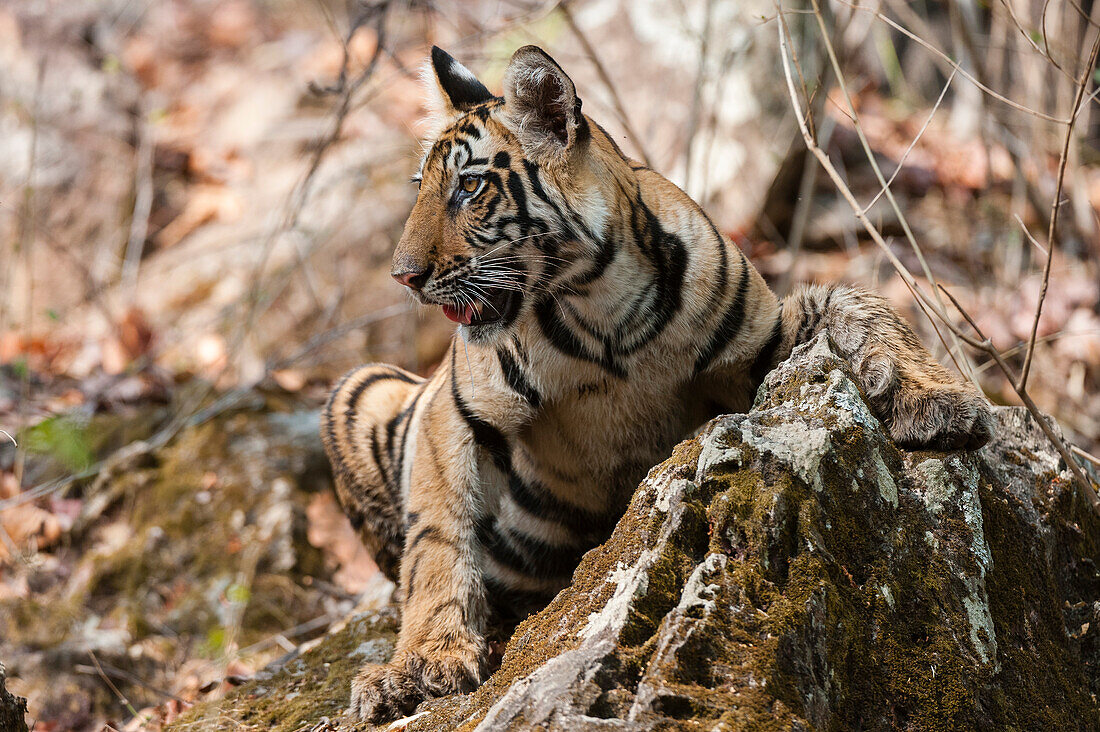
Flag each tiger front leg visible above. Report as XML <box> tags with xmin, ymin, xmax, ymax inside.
<box><xmin>780</xmin><ymin>284</ymin><xmax>994</xmax><ymax>451</ymax></box>
<box><xmin>349</xmin><ymin>461</ymin><xmax>489</xmax><ymax>722</ymax></box>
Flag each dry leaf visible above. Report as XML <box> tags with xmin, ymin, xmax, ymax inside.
<box><xmin>306</xmin><ymin>492</ymin><xmax>379</xmax><ymax>594</ymax></box>
<box><xmin>271</xmin><ymin>369</ymin><xmax>306</xmax><ymax>392</ymax></box>
<box><xmin>155</xmin><ymin>184</ymin><xmax>244</xmax><ymax>249</ymax></box>
<box><xmin>0</xmin><ymin>503</ymin><xmax>62</xmax><ymax>560</ymax></box>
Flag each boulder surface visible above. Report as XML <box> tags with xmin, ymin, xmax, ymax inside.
<box><xmin>174</xmin><ymin>335</ymin><xmax>1100</xmax><ymax>730</ymax></box>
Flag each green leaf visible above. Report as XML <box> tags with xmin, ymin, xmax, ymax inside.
<box><xmin>10</xmin><ymin>357</ymin><xmax>29</xmax><ymax>381</ymax></box>
<box><xmin>22</xmin><ymin>415</ymin><xmax>94</xmax><ymax>472</ymax></box>
<box><xmin>226</xmin><ymin>583</ymin><xmax>251</xmax><ymax>604</ymax></box>
<box><xmin>203</xmin><ymin>626</ymin><xmax>227</xmax><ymax>657</ymax></box>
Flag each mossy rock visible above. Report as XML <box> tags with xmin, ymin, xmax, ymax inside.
<box><xmin>175</xmin><ymin>335</ymin><xmax>1100</xmax><ymax>730</ymax></box>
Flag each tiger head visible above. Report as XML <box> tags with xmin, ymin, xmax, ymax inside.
<box><xmin>391</xmin><ymin>45</ymin><xmax>630</xmax><ymax>341</ymax></box>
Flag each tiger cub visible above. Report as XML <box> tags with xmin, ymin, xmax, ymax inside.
<box><xmin>321</xmin><ymin>45</ymin><xmax>993</xmax><ymax>722</ymax></box>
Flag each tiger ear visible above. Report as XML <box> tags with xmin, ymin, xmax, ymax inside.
<box><xmin>425</xmin><ymin>46</ymin><xmax>495</xmax><ymax>117</ymax></box>
<box><xmin>503</xmin><ymin>45</ymin><xmax>587</xmax><ymax>164</ymax></box>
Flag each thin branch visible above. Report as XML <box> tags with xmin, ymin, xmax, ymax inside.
<box><xmin>862</xmin><ymin>67</ymin><xmax>957</xmax><ymax>213</ymax></box>
<box><xmin>559</xmin><ymin>1</ymin><xmax>653</xmax><ymax>167</ymax></box>
<box><xmin>122</xmin><ymin>99</ymin><xmax>155</xmax><ymax>299</ymax></box>
<box><xmin>1073</xmin><ymin>445</ymin><xmax>1100</xmax><ymax>469</ymax></box>
<box><xmin>843</xmin><ymin>2</ymin><xmax>1070</xmax><ymax>124</ymax></box>
<box><xmin>89</xmin><ymin>651</ymin><xmax>143</xmax><ymax>720</ymax></box>
<box><xmin>1013</xmin><ymin>213</ymin><xmax>1048</xmax><ymax>256</ymax></box>
<box><xmin>807</xmin><ymin>0</ymin><xmax>976</xmax><ymax>383</ymax></box>
<box><xmin>1018</xmin><ymin>25</ymin><xmax>1100</xmax><ymax>389</ymax></box>
<box><xmin>937</xmin><ymin>284</ymin><xmax>1100</xmax><ymax>512</ymax></box>
<box><xmin>774</xmin><ymin>3</ymin><xmax>1100</xmax><ymax>511</ymax></box>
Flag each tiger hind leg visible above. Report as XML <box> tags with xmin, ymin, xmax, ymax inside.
<box><xmin>321</xmin><ymin>363</ymin><xmax>425</xmax><ymax>581</ymax></box>
<box><xmin>780</xmin><ymin>284</ymin><xmax>994</xmax><ymax>451</ymax></box>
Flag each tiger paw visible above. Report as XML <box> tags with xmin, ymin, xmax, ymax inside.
<box><xmin>887</xmin><ymin>383</ymin><xmax>994</xmax><ymax>452</ymax></box>
<box><xmin>348</xmin><ymin>651</ymin><xmax>483</xmax><ymax>723</ymax></box>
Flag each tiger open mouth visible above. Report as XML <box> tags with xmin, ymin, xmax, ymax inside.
<box><xmin>441</xmin><ymin>287</ymin><xmax>520</xmax><ymax>327</ymax></box>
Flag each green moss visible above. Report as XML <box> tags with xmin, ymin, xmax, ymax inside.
<box><xmin>171</xmin><ymin>609</ymin><xmax>399</xmax><ymax>731</ymax></box>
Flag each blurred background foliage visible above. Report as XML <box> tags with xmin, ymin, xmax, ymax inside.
<box><xmin>1</xmin><ymin>0</ymin><xmax>1099</xmax><ymax>729</ymax></box>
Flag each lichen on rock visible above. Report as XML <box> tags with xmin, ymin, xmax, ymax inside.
<box><xmin>174</xmin><ymin>334</ymin><xmax>1100</xmax><ymax>730</ymax></box>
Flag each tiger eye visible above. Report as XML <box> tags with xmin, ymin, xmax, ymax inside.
<box><xmin>462</xmin><ymin>176</ymin><xmax>479</xmax><ymax>193</ymax></box>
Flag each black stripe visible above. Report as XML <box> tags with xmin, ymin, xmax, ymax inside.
<box><xmin>342</xmin><ymin>369</ymin><xmax>418</xmax><ymax>495</ymax></box>
<box><xmin>693</xmin><ymin>257</ymin><xmax>751</xmax><ymax>373</ymax></box>
<box><xmin>396</xmin><ymin>395</ymin><xmax>420</xmax><ymax>484</ymax></box>
<box><xmin>369</xmin><ymin>426</ymin><xmax>393</xmax><ymax>497</ymax></box>
<box><xmin>484</xmin><ymin>575</ymin><xmax>557</xmax><ymax>621</ymax></box>
<box><xmin>322</xmin><ymin>369</ymin><xmax>360</xmax><ymax>489</ymax></box>
<box><xmin>701</xmin><ymin>219</ymin><xmax>730</xmax><ymax>312</ymax></box>
<box><xmin>386</xmin><ymin>392</ymin><xmax>421</xmax><ymax>490</ymax></box>
<box><xmin>408</xmin><ymin>525</ymin><xmax>458</xmax><ymax>553</ymax></box>
<box><xmin>750</xmin><ymin>312</ymin><xmax>784</xmax><ymax>387</ymax></box>
<box><xmin>497</xmin><ymin>347</ymin><xmax>541</xmax><ymax>408</ymax></box>
<box><xmin>523</xmin><ymin>160</ymin><xmax>595</xmax><ymax>245</ymax></box>
<box><xmin>343</xmin><ymin>368</ymin><xmax>418</xmax><ymax>430</ymax></box>
<box><xmin>456</xmin><ymin>123</ymin><xmax>484</xmax><ymax>140</ymax></box>
<box><xmin>534</xmin><ymin>297</ymin><xmax>627</xmax><ymax>379</ymax></box>
<box><xmin>506</xmin><ymin>170</ymin><xmax>529</xmax><ymax>217</ymax></box>
<box><xmin>475</xmin><ymin>516</ymin><xmax>585</xmax><ymax>580</ymax></box>
<box><xmin>505</xmin><ymin>471</ymin><xmax>615</xmax><ymax>537</ymax></box>
<box><xmin>451</xmin><ymin>352</ymin><xmax>614</xmax><ymax>534</ymax></box>
<box><xmin>451</xmin><ymin>354</ymin><xmax>511</xmax><ymax>469</ymax></box>
<box><xmin>428</xmin><ymin>598</ymin><xmax>469</xmax><ymax>627</ymax></box>
<box><xmin>797</xmin><ymin>289</ymin><xmax>833</xmax><ymax>345</ymax></box>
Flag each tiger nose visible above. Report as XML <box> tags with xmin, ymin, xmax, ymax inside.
<box><xmin>392</xmin><ymin>264</ymin><xmax>433</xmax><ymax>291</ymax></box>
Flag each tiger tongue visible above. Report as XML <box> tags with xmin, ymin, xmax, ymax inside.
<box><xmin>442</xmin><ymin>303</ymin><xmax>475</xmax><ymax>325</ymax></box>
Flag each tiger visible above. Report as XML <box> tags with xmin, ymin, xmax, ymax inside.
<box><xmin>320</xmin><ymin>44</ymin><xmax>994</xmax><ymax>722</ymax></box>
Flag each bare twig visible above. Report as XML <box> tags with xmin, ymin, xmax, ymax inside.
<box><xmin>1018</xmin><ymin>25</ymin><xmax>1100</xmax><ymax>390</ymax></box>
<box><xmin>807</xmin><ymin>0</ymin><xmax>976</xmax><ymax>383</ymax></box>
<box><xmin>1013</xmin><ymin>214</ymin><xmax>1048</xmax><ymax>256</ymax></box>
<box><xmin>122</xmin><ymin>99</ymin><xmax>156</xmax><ymax>298</ymax></box>
<box><xmin>847</xmin><ymin>2</ymin><xmax>1069</xmax><ymax>123</ymax></box>
<box><xmin>681</xmin><ymin>0</ymin><xmax>715</xmax><ymax>195</ymax></box>
<box><xmin>559</xmin><ymin>1</ymin><xmax>653</xmax><ymax>167</ymax></box>
<box><xmin>936</xmin><ymin>284</ymin><xmax>1100</xmax><ymax>512</ymax></box>
<box><xmin>236</xmin><ymin>1</ymin><xmax>391</xmax><ymax>365</ymax></box>
<box><xmin>75</xmin><ymin>661</ymin><xmax>187</xmax><ymax>705</ymax></box>
<box><xmin>862</xmin><ymin>67</ymin><xmax>957</xmax><ymax>213</ymax></box>
<box><xmin>89</xmin><ymin>651</ymin><xmax>144</xmax><ymax>720</ymax></box>
<box><xmin>775</xmin><ymin>4</ymin><xmax>1100</xmax><ymax>511</ymax></box>
<box><xmin>1073</xmin><ymin>445</ymin><xmax>1100</xmax><ymax>469</ymax></box>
